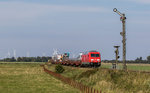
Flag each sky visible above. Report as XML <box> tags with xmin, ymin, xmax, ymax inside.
<box><xmin>0</xmin><ymin>0</ymin><xmax>150</xmax><ymax>60</ymax></box>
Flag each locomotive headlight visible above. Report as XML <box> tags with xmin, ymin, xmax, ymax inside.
<box><xmin>91</xmin><ymin>59</ymin><xmax>94</xmax><ymax>62</ymax></box>
<box><xmin>97</xmin><ymin>59</ymin><xmax>100</xmax><ymax>62</ymax></box>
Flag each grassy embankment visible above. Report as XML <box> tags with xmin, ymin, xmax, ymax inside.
<box><xmin>0</xmin><ymin>62</ymin><xmax>80</xmax><ymax>93</ymax></box>
<box><xmin>46</xmin><ymin>63</ymin><xmax>150</xmax><ymax>93</ymax></box>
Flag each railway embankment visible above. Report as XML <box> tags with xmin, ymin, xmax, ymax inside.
<box><xmin>45</xmin><ymin>64</ymin><xmax>150</xmax><ymax>93</ymax></box>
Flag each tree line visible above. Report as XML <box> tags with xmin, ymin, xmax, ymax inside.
<box><xmin>103</xmin><ymin>56</ymin><xmax>150</xmax><ymax>64</ymax></box>
<box><xmin>0</xmin><ymin>56</ymin><xmax>52</xmax><ymax>62</ymax></box>
<box><xmin>1</xmin><ymin>55</ymin><xmax>150</xmax><ymax>63</ymax></box>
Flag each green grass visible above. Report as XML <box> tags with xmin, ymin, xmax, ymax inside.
<box><xmin>0</xmin><ymin>62</ymin><xmax>46</xmax><ymax>64</ymax></box>
<box><xmin>127</xmin><ymin>64</ymin><xmax>150</xmax><ymax>71</ymax></box>
<box><xmin>2</xmin><ymin>62</ymin><xmax>149</xmax><ymax>93</ymax></box>
<box><xmin>0</xmin><ymin>63</ymin><xmax>80</xmax><ymax>93</ymax></box>
<box><xmin>101</xmin><ymin>63</ymin><xmax>150</xmax><ymax>71</ymax></box>
<box><xmin>47</xmin><ymin>64</ymin><xmax>150</xmax><ymax>93</ymax></box>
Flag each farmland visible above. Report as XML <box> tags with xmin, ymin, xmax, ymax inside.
<box><xmin>0</xmin><ymin>62</ymin><xmax>79</xmax><ymax>93</ymax></box>
<box><xmin>1</xmin><ymin>62</ymin><xmax>150</xmax><ymax>93</ymax></box>
<box><xmin>46</xmin><ymin>63</ymin><xmax>150</xmax><ymax>93</ymax></box>
<box><xmin>101</xmin><ymin>62</ymin><xmax>150</xmax><ymax>71</ymax></box>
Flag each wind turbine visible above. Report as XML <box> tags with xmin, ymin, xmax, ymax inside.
<box><xmin>27</xmin><ymin>51</ymin><xmax>30</xmax><ymax>57</ymax></box>
<box><xmin>7</xmin><ymin>51</ymin><xmax>10</xmax><ymax>58</ymax></box>
<box><xmin>13</xmin><ymin>49</ymin><xmax>16</xmax><ymax>59</ymax></box>
<box><xmin>42</xmin><ymin>52</ymin><xmax>46</xmax><ymax>57</ymax></box>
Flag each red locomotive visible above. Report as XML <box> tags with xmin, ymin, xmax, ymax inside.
<box><xmin>81</xmin><ymin>50</ymin><xmax>101</xmax><ymax>67</ymax></box>
<box><xmin>51</xmin><ymin>50</ymin><xmax>101</xmax><ymax>67</ymax></box>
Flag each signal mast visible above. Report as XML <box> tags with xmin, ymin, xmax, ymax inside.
<box><xmin>113</xmin><ymin>8</ymin><xmax>127</xmax><ymax>70</ymax></box>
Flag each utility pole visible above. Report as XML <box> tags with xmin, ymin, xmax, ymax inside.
<box><xmin>113</xmin><ymin>8</ymin><xmax>127</xmax><ymax>70</ymax></box>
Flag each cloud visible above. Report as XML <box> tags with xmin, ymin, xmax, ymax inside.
<box><xmin>45</xmin><ymin>5</ymin><xmax>109</xmax><ymax>12</ymax></box>
<box><xmin>135</xmin><ymin>0</ymin><xmax>150</xmax><ymax>4</ymax></box>
<box><xmin>127</xmin><ymin>0</ymin><xmax>150</xmax><ymax>4</ymax></box>
<box><xmin>114</xmin><ymin>0</ymin><xmax>150</xmax><ymax>4</ymax></box>
<box><xmin>0</xmin><ymin>1</ymin><xmax>109</xmax><ymax>27</ymax></box>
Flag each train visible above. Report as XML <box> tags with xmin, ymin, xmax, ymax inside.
<box><xmin>51</xmin><ymin>50</ymin><xmax>101</xmax><ymax>67</ymax></box>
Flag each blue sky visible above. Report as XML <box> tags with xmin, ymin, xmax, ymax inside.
<box><xmin>0</xmin><ymin>0</ymin><xmax>150</xmax><ymax>60</ymax></box>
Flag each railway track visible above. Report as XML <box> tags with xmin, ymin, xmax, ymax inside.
<box><xmin>51</xmin><ymin>60</ymin><xmax>101</xmax><ymax>68</ymax></box>
<box><xmin>48</xmin><ymin>61</ymin><xmax>150</xmax><ymax>74</ymax></box>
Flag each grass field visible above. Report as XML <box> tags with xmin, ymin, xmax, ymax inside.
<box><xmin>101</xmin><ymin>62</ymin><xmax>150</xmax><ymax>71</ymax></box>
<box><xmin>46</xmin><ymin>64</ymin><xmax>150</xmax><ymax>93</ymax></box>
<box><xmin>1</xmin><ymin>62</ymin><xmax>150</xmax><ymax>93</ymax></box>
<box><xmin>0</xmin><ymin>63</ymin><xmax>80</xmax><ymax>93</ymax></box>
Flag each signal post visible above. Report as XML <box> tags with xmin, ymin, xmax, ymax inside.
<box><xmin>113</xmin><ymin>8</ymin><xmax>127</xmax><ymax>70</ymax></box>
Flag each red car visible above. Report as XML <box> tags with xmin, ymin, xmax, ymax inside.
<box><xmin>81</xmin><ymin>50</ymin><xmax>101</xmax><ymax>67</ymax></box>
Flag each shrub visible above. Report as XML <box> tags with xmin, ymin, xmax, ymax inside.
<box><xmin>55</xmin><ymin>64</ymin><xmax>65</xmax><ymax>73</ymax></box>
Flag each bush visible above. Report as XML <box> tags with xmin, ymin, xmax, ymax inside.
<box><xmin>55</xmin><ymin>65</ymin><xmax>65</xmax><ymax>73</ymax></box>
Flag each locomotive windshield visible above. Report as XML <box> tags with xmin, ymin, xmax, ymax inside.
<box><xmin>91</xmin><ymin>54</ymin><xmax>100</xmax><ymax>57</ymax></box>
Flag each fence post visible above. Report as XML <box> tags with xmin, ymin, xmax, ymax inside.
<box><xmin>91</xmin><ymin>87</ymin><xmax>93</xmax><ymax>93</ymax></box>
<box><xmin>80</xmin><ymin>84</ymin><xmax>82</xmax><ymax>92</ymax></box>
<box><xmin>81</xmin><ymin>85</ymin><xmax>83</xmax><ymax>92</ymax></box>
<box><xmin>84</xmin><ymin>86</ymin><xmax>85</xmax><ymax>93</ymax></box>
<box><xmin>99</xmin><ymin>91</ymin><xmax>102</xmax><ymax>93</ymax></box>
<box><xmin>86</xmin><ymin>86</ymin><xmax>87</xmax><ymax>93</ymax></box>
<box><xmin>75</xmin><ymin>82</ymin><xmax>77</xmax><ymax>88</ymax></box>
<box><xmin>73</xmin><ymin>81</ymin><xmax>75</xmax><ymax>87</ymax></box>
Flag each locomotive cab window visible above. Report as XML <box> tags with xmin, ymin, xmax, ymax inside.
<box><xmin>91</xmin><ymin>54</ymin><xmax>100</xmax><ymax>57</ymax></box>
<box><xmin>96</xmin><ymin>54</ymin><xmax>100</xmax><ymax>57</ymax></box>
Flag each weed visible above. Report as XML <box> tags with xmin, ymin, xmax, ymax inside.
<box><xmin>76</xmin><ymin>68</ymin><xmax>98</xmax><ymax>79</ymax></box>
<box><xmin>55</xmin><ymin>64</ymin><xmax>65</xmax><ymax>73</ymax></box>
